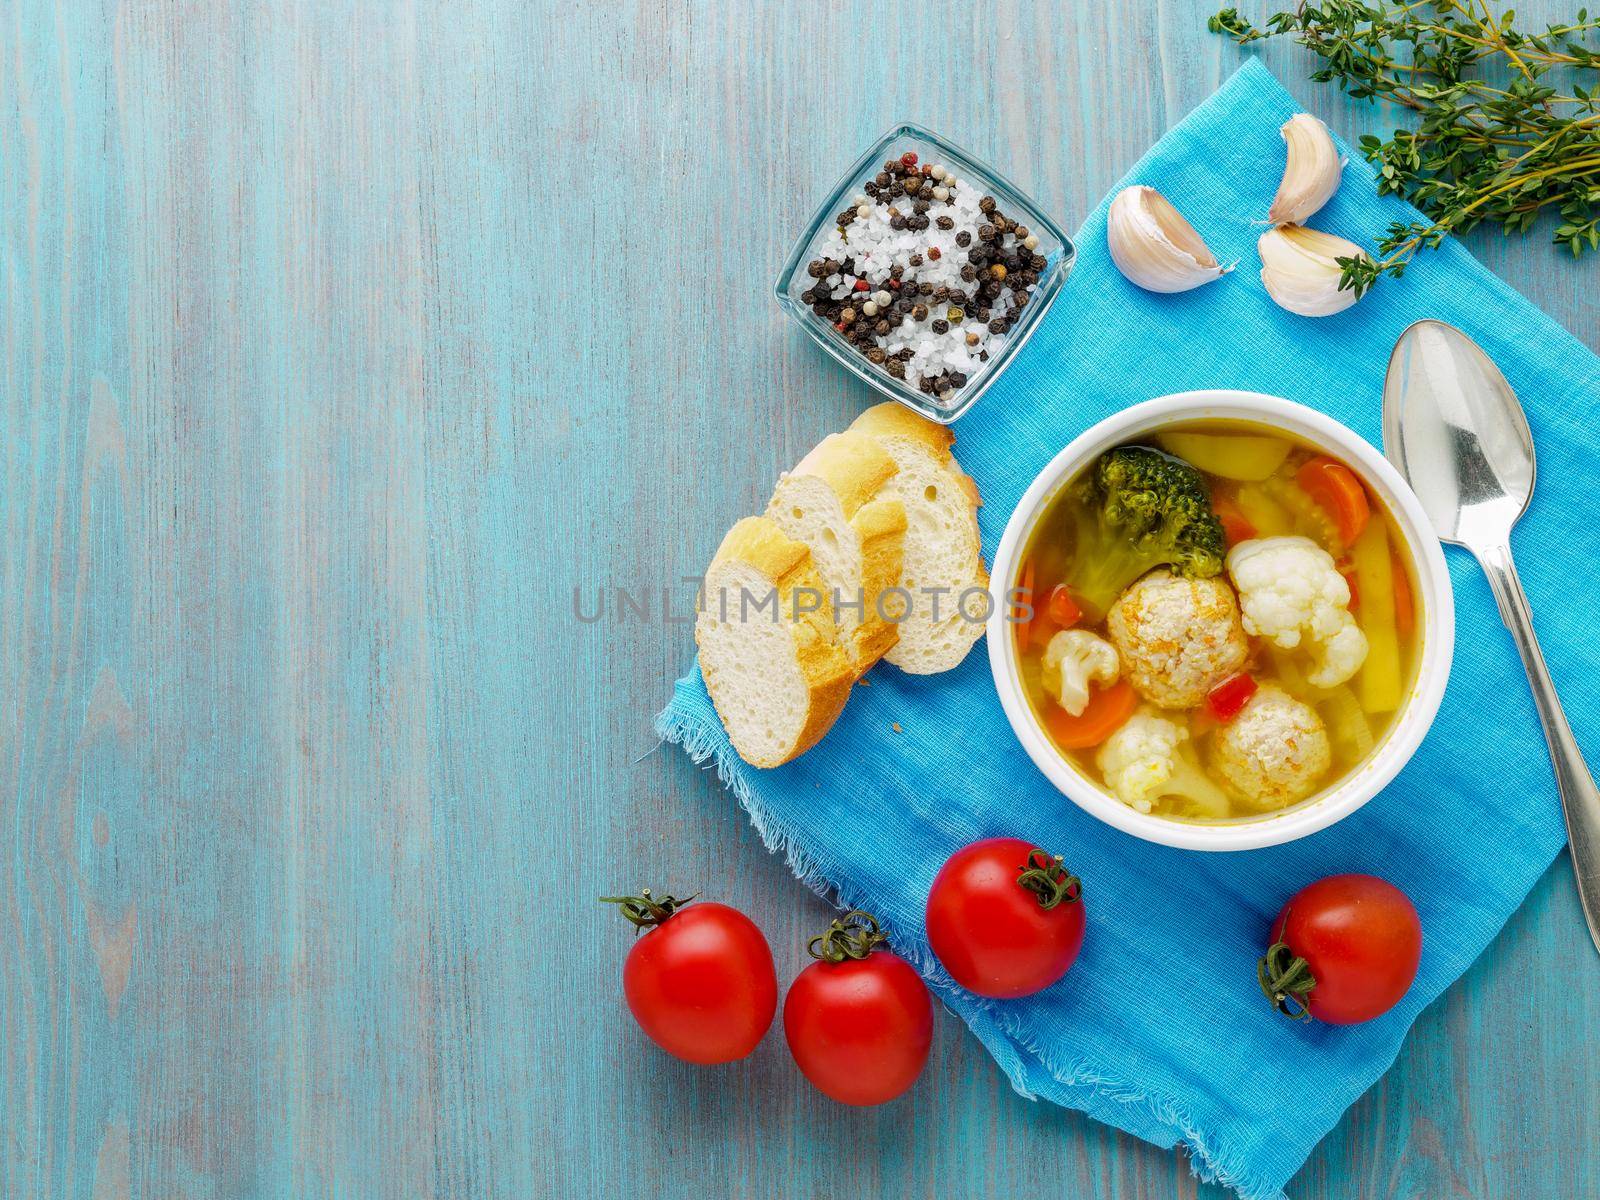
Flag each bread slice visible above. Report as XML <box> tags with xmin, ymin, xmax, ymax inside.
<box><xmin>766</xmin><ymin>432</ymin><xmax>908</xmax><ymax>672</ymax></box>
<box><xmin>848</xmin><ymin>402</ymin><xmax>989</xmax><ymax>674</ymax></box>
<box><xmin>695</xmin><ymin>516</ymin><xmax>855</xmax><ymax>768</ymax></box>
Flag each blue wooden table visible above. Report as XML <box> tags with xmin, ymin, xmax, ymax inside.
<box><xmin>3</xmin><ymin>3</ymin><xmax>1597</xmax><ymax>1197</ymax></box>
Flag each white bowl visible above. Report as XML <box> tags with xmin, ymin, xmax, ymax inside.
<box><xmin>987</xmin><ymin>390</ymin><xmax>1455</xmax><ymax>852</ymax></box>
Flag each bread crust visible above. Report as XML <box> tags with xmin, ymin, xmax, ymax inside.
<box><xmin>847</xmin><ymin>495</ymin><xmax>907</xmax><ymax>668</ymax></box>
<box><xmin>770</xmin><ymin>431</ymin><xmax>908</xmax><ymax>672</ymax></box>
<box><xmin>789</xmin><ymin>431</ymin><xmax>899</xmax><ymax>514</ymax></box>
<box><xmin>849</xmin><ymin>401</ymin><xmax>957</xmax><ymax>462</ymax></box>
<box><xmin>697</xmin><ymin>517</ymin><xmax>854</xmax><ymax>767</ymax></box>
<box><xmin>848</xmin><ymin>403</ymin><xmax>989</xmax><ymax>674</ymax></box>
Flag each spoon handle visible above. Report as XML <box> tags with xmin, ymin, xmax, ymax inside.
<box><xmin>1475</xmin><ymin>541</ymin><xmax>1600</xmax><ymax>955</ymax></box>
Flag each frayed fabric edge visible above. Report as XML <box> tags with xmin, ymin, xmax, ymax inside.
<box><xmin>655</xmin><ymin>699</ymin><xmax>1293</xmax><ymax>1200</ymax></box>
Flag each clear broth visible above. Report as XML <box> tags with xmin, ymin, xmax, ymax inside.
<box><xmin>1017</xmin><ymin>419</ymin><xmax>1421</xmax><ymax>823</ymax></box>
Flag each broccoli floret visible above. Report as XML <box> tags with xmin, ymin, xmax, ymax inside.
<box><xmin>1067</xmin><ymin>445</ymin><xmax>1226</xmax><ymax>618</ymax></box>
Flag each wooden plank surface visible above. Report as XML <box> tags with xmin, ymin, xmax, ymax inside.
<box><xmin>1</xmin><ymin>1</ymin><xmax>1596</xmax><ymax>1197</ymax></box>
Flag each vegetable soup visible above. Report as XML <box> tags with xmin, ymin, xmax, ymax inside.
<box><xmin>1015</xmin><ymin>420</ymin><xmax>1420</xmax><ymax>823</ymax></box>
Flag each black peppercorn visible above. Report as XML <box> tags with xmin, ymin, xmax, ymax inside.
<box><xmin>801</xmin><ymin>289</ymin><xmax>816</xmax><ymax>304</ymax></box>
<box><xmin>988</xmin><ymin>318</ymin><xmax>1006</xmax><ymax>334</ymax></box>
<box><xmin>936</xmin><ymin>215</ymin><xmax>954</xmax><ymax>230</ymax></box>
<box><xmin>979</xmin><ymin>223</ymin><xmax>996</xmax><ymax>241</ymax></box>
<box><xmin>887</xmin><ymin>359</ymin><xmax>906</xmax><ymax>379</ymax></box>
<box><xmin>918</xmin><ymin>376</ymin><xmax>935</xmax><ymax>394</ymax></box>
<box><xmin>955</xmin><ymin>230</ymin><xmax>972</xmax><ymax>247</ymax></box>
<box><xmin>807</xmin><ymin>260</ymin><xmax>825</xmax><ymax>278</ymax></box>
<box><xmin>911</xmin><ymin>304</ymin><xmax>928</xmax><ymax>320</ymax></box>
<box><xmin>931</xmin><ymin>318</ymin><xmax>949</xmax><ymax>334</ymax></box>
<box><xmin>867</xmin><ymin>347</ymin><xmax>887</xmax><ymax>364</ymax></box>
<box><xmin>960</xmin><ymin>264</ymin><xmax>977</xmax><ymax>282</ymax></box>
<box><xmin>979</xmin><ymin>196</ymin><xmax>996</xmax><ymax>213</ymax></box>
<box><xmin>908</xmin><ymin>253</ymin><xmax>923</xmax><ymax>266</ymax></box>
<box><xmin>875</xmin><ymin>319</ymin><xmax>890</xmax><ymax>335</ymax></box>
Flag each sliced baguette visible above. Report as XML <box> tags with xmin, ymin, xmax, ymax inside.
<box><xmin>848</xmin><ymin>402</ymin><xmax>989</xmax><ymax>674</ymax></box>
<box><xmin>766</xmin><ymin>432</ymin><xmax>908</xmax><ymax>672</ymax></box>
<box><xmin>695</xmin><ymin>516</ymin><xmax>855</xmax><ymax>768</ymax></box>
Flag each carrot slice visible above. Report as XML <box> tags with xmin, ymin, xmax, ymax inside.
<box><xmin>1392</xmin><ymin>550</ymin><xmax>1415</xmax><ymax>638</ymax></box>
<box><xmin>1296</xmin><ymin>458</ymin><xmax>1370</xmax><ymax>547</ymax></box>
<box><xmin>1212</xmin><ymin>492</ymin><xmax>1258</xmax><ymax>547</ymax></box>
<box><xmin>1044</xmin><ymin>679</ymin><xmax>1137</xmax><ymax>750</ymax></box>
<box><xmin>1337</xmin><ymin>557</ymin><xmax>1360</xmax><ymax>610</ymax></box>
<box><xmin>1014</xmin><ymin>560</ymin><xmax>1036</xmax><ymax>649</ymax></box>
<box><xmin>1045</xmin><ymin>584</ymin><xmax>1082</xmax><ymax>629</ymax></box>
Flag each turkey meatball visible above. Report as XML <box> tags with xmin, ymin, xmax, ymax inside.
<box><xmin>1106</xmin><ymin>570</ymin><xmax>1248</xmax><ymax>709</ymax></box>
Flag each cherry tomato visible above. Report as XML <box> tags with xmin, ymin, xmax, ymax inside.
<box><xmin>926</xmin><ymin>839</ymin><xmax>1085</xmax><ymax>999</ymax></box>
<box><xmin>783</xmin><ymin>911</ymin><xmax>932</xmax><ymax>1105</ymax></box>
<box><xmin>1259</xmin><ymin>874</ymin><xmax>1422</xmax><ymax>1025</ymax></box>
<box><xmin>1205</xmin><ymin>673</ymin><xmax>1258</xmax><ymax>722</ymax></box>
<box><xmin>603</xmin><ymin>890</ymin><xmax>777</xmax><ymax>1063</ymax></box>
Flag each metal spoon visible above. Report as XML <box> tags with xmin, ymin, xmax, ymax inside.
<box><xmin>1384</xmin><ymin>318</ymin><xmax>1600</xmax><ymax>955</ymax></box>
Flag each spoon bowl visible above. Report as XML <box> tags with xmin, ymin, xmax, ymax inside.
<box><xmin>1384</xmin><ymin>319</ymin><xmax>1535</xmax><ymax>546</ymax></box>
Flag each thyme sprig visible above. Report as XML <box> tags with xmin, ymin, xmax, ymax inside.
<box><xmin>1211</xmin><ymin>2</ymin><xmax>1600</xmax><ymax>293</ymax></box>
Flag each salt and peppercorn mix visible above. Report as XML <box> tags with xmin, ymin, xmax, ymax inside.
<box><xmin>801</xmin><ymin>152</ymin><xmax>1045</xmax><ymax>405</ymax></box>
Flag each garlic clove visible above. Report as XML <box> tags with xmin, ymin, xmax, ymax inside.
<box><xmin>1106</xmin><ymin>185</ymin><xmax>1228</xmax><ymax>293</ymax></box>
<box><xmin>1268</xmin><ymin>115</ymin><xmax>1343</xmax><ymax>227</ymax></box>
<box><xmin>1258</xmin><ymin>225</ymin><xmax>1369</xmax><ymax>317</ymax></box>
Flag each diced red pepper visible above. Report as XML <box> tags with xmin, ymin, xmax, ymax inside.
<box><xmin>1206</xmin><ymin>673</ymin><xmax>1258</xmax><ymax>722</ymax></box>
<box><xmin>1045</xmin><ymin>585</ymin><xmax>1082</xmax><ymax>629</ymax></box>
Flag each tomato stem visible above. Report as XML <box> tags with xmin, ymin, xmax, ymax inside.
<box><xmin>1258</xmin><ymin>939</ymin><xmax>1317</xmax><ymax>1021</ymax></box>
<box><xmin>807</xmin><ymin>910</ymin><xmax>888</xmax><ymax>962</ymax></box>
<box><xmin>1015</xmin><ymin>849</ymin><xmax>1082</xmax><ymax>911</ymax></box>
<box><xmin>600</xmin><ymin>887</ymin><xmax>697</xmax><ymax>932</ymax></box>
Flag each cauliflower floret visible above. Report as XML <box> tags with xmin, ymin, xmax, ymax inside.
<box><xmin>1211</xmin><ymin>685</ymin><xmax>1332</xmax><ymax>810</ymax></box>
<box><xmin>1105</xmin><ymin>570</ymin><xmax>1248</xmax><ymax>709</ymax></box>
<box><xmin>1095</xmin><ymin>709</ymin><xmax>1230</xmax><ymax>817</ymax></box>
<box><xmin>1227</xmin><ymin>536</ymin><xmax>1368</xmax><ymax>688</ymax></box>
<box><xmin>1041</xmin><ymin>629</ymin><xmax>1120</xmax><ymax>716</ymax></box>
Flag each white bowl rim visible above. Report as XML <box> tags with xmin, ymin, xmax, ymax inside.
<box><xmin>986</xmin><ymin>389</ymin><xmax>1456</xmax><ymax>852</ymax></box>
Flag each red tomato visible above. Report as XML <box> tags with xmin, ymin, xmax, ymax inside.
<box><xmin>783</xmin><ymin>911</ymin><xmax>932</xmax><ymax>1105</ymax></box>
<box><xmin>603</xmin><ymin>890</ymin><xmax>777</xmax><ymax>1063</ymax></box>
<box><xmin>1259</xmin><ymin>874</ymin><xmax>1422</xmax><ymax>1025</ymax></box>
<box><xmin>926</xmin><ymin>838</ymin><xmax>1085</xmax><ymax>999</ymax></box>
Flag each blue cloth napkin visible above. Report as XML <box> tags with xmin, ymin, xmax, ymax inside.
<box><xmin>659</xmin><ymin>61</ymin><xmax>1600</xmax><ymax>1200</ymax></box>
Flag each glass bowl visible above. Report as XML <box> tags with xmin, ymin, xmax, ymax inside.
<box><xmin>776</xmin><ymin>123</ymin><xmax>1074</xmax><ymax>424</ymax></box>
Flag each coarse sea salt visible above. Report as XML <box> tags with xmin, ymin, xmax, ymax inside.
<box><xmin>802</xmin><ymin>156</ymin><xmax>1041</xmax><ymax>406</ymax></box>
